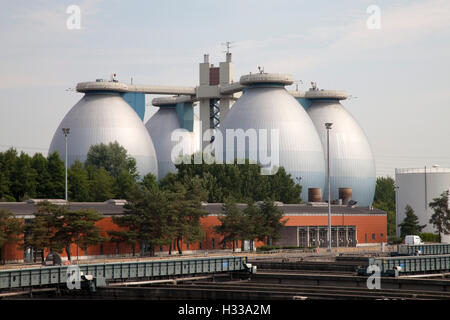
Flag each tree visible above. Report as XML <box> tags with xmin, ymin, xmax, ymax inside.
<box><xmin>22</xmin><ymin>201</ymin><xmax>64</xmax><ymax>262</ymax></box>
<box><xmin>31</xmin><ymin>153</ymin><xmax>52</xmax><ymax>198</ymax></box>
<box><xmin>0</xmin><ymin>209</ymin><xmax>23</xmax><ymax>264</ymax></box>
<box><xmin>110</xmin><ymin>186</ymin><xmax>171</xmax><ymax>256</ymax></box>
<box><xmin>215</xmin><ymin>198</ymin><xmax>246</xmax><ymax>251</ymax></box>
<box><xmin>242</xmin><ymin>201</ymin><xmax>265</xmax><ymax>244</ymax></box>
<box><xmin>373</xmin><ymin>176</ymin><xmax>395</xmax><ymax>208</ymax></box>
<box><xmin>68</xmin><ymin>160</ymin><xmax>90</xmax><ymax>202</ymax></box>
<box><xmin>372</xmin><ymin>176</ymin><xmax>396</xmax><ymax>237</ymax></box>
<box><xmin>10</xmin><ymin>152</ymin><xmax>37</xmax><ymax>201</ymax></box>
<box><xmin>23</xmin><ymin>201</ymin><xmax>104</xmax><ymax>261</ymax></box>
<box><xmin>174</xmin><ymin>156</ymin><xmax>302</xmax><ymax>204</ymax></box>
<box><xmin>398</xmin><ymin>205</ymin><xmax>426</xmax><ymax>238</ymax></box>
<box><xmin>85</xmin><ymin>141</ymin><xmax>138</xmax><ymax>180</ymax></box>
<box><xmin>54</xmin><ymin>208</ymin><xmax>104</xmax><ymax>261</ymax></box>
<box><xmin>141</xmin><ymin>173</ymin><xmax>158</xmax><ymax>191</ymax></box>
<box><xmin>429</xmin><ymin>190</ymin><xmax>450</xmax><ymax>243</ymax></box>
<box><xmin>47</xmin><ymin>151</ymin><xmax>65</xmax><ymax>199</ymax></box>
<box><xmin>88</xmin><ymin>167</ymin><xmax>116</xmax><ymax>201</ymax></box>
<box><xmin>268</xmin><ymin>167</ymin><xmax>302</xmax><ymax>203</ymax></box>
<box><xmin>116</xmin><ymin>169</ymin><xmax>137</xmax><ymax>199</ymax></box>
<box><xmin>259</xmin><ymin>200</ymin><xmax>287</xmax><ymax>245</ymax></box>
<box><xmin>0</xmin><ymin>149</ymin><xmax>15</xmax><ymax>201</ymax></box>
<box><xmin>166</xmin><ymin>178</ymin><xmax>209</xmax><ymax>254</ymax></box>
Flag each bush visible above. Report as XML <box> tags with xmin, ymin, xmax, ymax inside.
<box><xmin>388</xmin><ymin>236</ymin><xmax>403</xmax><ymax>245</ymax></box>
<box><xmin>419</xmin><ymin>232</ymin><xmax>440</xmax><ymax>243</ymax></box>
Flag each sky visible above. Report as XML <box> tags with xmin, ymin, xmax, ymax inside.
<box><xmin>0</xmin><ymin>0</ymin><xmax>449</xmax><ymax>177</ymax></box>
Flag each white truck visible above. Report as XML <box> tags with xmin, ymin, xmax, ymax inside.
<box><xmin>405</xmin><ymin>235</ymin><xmax>424</xmax><ymax>245</ymax></box>
<box><xmin>397</xmin><ymin>235</ymin><xmax>425</xmax><ymax>256</ymax></box>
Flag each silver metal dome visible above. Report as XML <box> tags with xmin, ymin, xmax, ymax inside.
<box><xmin>49</xmin><ymin>92</ymin><xmax>158</xmax><ymax>178</ymax></box>
<box><xmin>305</xmin><ymin>95</ymin><xmax>376</xmax><ymax>206</ymax></box>
<box><xmin>145</xmin><ymin>107</ymin><xmax>200</xmax><ymax>179</ymax></box>
<box><xmin>219</xmin><ymin>75</ymin><xmax>326</xmax><ymax>201</ymax></box>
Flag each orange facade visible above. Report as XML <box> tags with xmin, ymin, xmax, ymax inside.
<box><xmin>2</xmin><ymin>214</ymin><xmax>386</xmax><ymax>263</ymax></box>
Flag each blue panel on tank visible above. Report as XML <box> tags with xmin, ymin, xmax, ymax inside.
<box><xmin>295</xmin><ymin>97</ymin><xmax>312</xmax><ymax>110</ymax></box>
<box><xmin>176</xmin><ymin>102</ymin><xmax>194</xmax><ymax>132</ymax></box>
<box><xmin>121</xmin><ymin>92</ymin><xmax>145</xmax><ymax>121</ymax></box>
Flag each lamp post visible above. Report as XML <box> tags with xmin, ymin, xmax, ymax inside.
<box><xmin>62</xmin><ymin>128</ymin><xmax>70</xmax><ymax>201</ymax></box>
<box><xmin>325</xmin><ymin>122</ymin><xmax>333</xmax><ymax>252</ymax></box>
<box><xmin>394</xmin><ymin>183</ymin><xmax>399</xmax><ymax>237</ymax></box>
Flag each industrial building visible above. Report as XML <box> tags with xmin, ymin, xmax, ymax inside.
<box><xmin>32</xmin><ymin>52</ymin><xmax>386</xmax><ymax>264</ymax></box>
<box><xmin>0</xmin><ymin>199</ymin><xmax>386</xmax><ymax>263</ymax></box>
<box><xmin>49</xmin><ymin>52</ymin><xmax>376</xmax><ymax>206</ymax></box>
<box><xmin>395</xmin><ymin>167</ymin><xmax>450</xmax><ymax>243</ymax></box>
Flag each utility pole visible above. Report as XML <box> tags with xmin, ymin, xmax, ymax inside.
<box><xmin>62</xmin><ymin>128</ymin><xmax>70</xmax><ymax>201</ymax></box>
<box><xmin>325</xmin><ymin>123</ymin><xmax>333</xmax><ymax>252</ymax></box>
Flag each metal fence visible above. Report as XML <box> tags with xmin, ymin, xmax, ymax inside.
<box><xmin>0</xmin><ymin>255</ymin><xmax>248</xmax><ymax>290</ymax></box>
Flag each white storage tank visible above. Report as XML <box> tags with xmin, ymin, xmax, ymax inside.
<box><xmin>299</xmin><ymin>88</ymin><xmax>376</xmax><ymax>207</ymax></box>
<box><xmin>145</xmin><ymin>97</ymin><xmax>200</xmax><ymax>179</ymax></box>
<box><xmin>395</xmin><ymin>167</ymin><xmax>450</xmax><ymax>243</ymax></box>
<box><xmin>49</xmin><ymin>81</ymin><xmax>158</xmax><ymax>178</ymax></box>
<box><xmin>219</xmin><ymin>73</ymin><xmax>326</xmax><ymax>201</ymax></box>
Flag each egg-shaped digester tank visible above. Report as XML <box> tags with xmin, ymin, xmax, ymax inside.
<box><xmin>300</xmin><ymin>89</ymin><xmax>376</xmax><ymax>206</ymax></box>
<box><xmin>49</xmin><ymin>86</ymin><xmax>158</xmax><ymax>178</ymax></box>
<box><xmin>219</xmin><ymin>73</ymin><xmax>326</xmax><ymax>201</ymax></box>
<box><xmin>145</xmin><ymin>97</ymin><xmax>200</xmax><ymax>180</ymax></box>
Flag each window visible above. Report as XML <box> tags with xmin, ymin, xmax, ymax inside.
<box><xmin>380</xmin><ymin>233</ymin><xmax>384</xmax><ymax>239</ymax></box>
<box><xmin>372</xmin><ymin>233</ymin><xmax>375</xmax><ymax>241</ymax></box>
<box><xmin>212</xmin><ymin>238</ymin><xmax>215</xmax><ymax>249</ymax></box>
<box><xmin>199</xmin><ymin>242</ymin><xmax>202</xmax><ymax>250</ymax></box>
<box><xmin>365</xmin><ymin>234</ymin><xmax>367</xmax><ymax>243</ymax></box>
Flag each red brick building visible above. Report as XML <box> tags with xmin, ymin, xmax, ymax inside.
<box><xmin>0</xmin><ymin>200</ymin><xmax>386</xmax><ymax>263</ymax></box>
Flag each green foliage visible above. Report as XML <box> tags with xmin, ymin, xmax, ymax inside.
<box><xmin>85</xmin><ymin>141</ymin><xmax>138</xmax><ymax>180</ymax></box>
<box><xmin>167</xmin><ymin>179</ymin><xmax>209</xmax><ymax>253</ymax></box>
<box><xmin>171</xmin><ymin>157</ymin><xmax>302</xmax><ymax>203</ymax></box>
<box><xmin>88</xmin><ymin>167</ymin><xmax>116</xmax><ymax>202</ymax></box>
<box><xmin>31</xmin><ymin>153</ymin><xmax>52</xmax><ymax>198</ymax></box>
<box><xmin>54</xmin><ymin>208</ymin><xmax>104</xmax><ymax>260</ymax></box>
<box><xmin>387</xmin><ymin>236</ymin><xmax>403</xmax><ymax>245</ymax></box>
<box><xmin>372</xmin><ymin>176</ymin><xmax>396</xmax><ymax>237</ymax></box>
<box><xmin>373</xmin><ymin>176</ymin><xmax>395</xmax><ymax>210</ymax></box>
<box><xmin>110</xmin><ymin>187</ymin><xmax>173</xmax><ymax>256</ymax></box>
<box><xmin>23</xmin><ymin>202</ymin><xmax>62</xmax><ymax>262</ymax></box>
<box><xmin>23</xmin><ymin>201</ymin><xmax>104</xmax><ymax>261</ymax></box>
<box><xmin>46</xmin><ymin>151</ymin><xmax>65</xmax><ymax>199</ymax></box>
<box><xmin>0</xmin><ymin>209</ymin><xmax>23</xmax><ymax>264</ymax></box>
<box><xmin>0</xmin><ymin>148</ymin><xmax>66</xmax><ymax>202</ymax></box>
<box><xmin>419</xmin><ymin>232</ymin><xmax>440</xmax><ymax>243</ymax></box>
<box><xmin>141</xmin><ymin>173</ymin><xmax>158</xmax><ymax>191</ymax></box>
<box><xmin>68</xmin><ymin>160</ymin><xmax>90</xmax><ymax>202</ymax></box>
<box><xmin>112</xmin><ymin>179</ymin><xmax>209</xmax><ymax>256</ymax></box>
<box><xmin>429</xmin><ymin>190</ymin><xmax>450</xmax><ymax>243</ymax></box>
<box><xmin>258</xmin><ymin>200</ymin><xmax>287</xmax><ymax>245</ymax></box>
<box><xmin>398</xmin><ymin>205</ymin><xmax>426</xmax><ymax>238</ymax></box>
<box><xmin>214</xmin><ymin>197</ymin><xmax>246</xmax><ymax>251</ymax></box>
<box><xmin>214</xmin><ymin>198</ymin><xmax>287</xmax><ymax>248</ymax></box>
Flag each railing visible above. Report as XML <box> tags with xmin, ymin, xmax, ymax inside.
<box><xmin>398</xmin><ymin>244</ymin><xmax>450</xmax><ymax>256</ymax></box>
<box><xmin>0</xmin><ymin>256</ymin><xmax>248</xmax><ymax>290</ymax></box>
<box><xmin>367</xmin><ymin>254</ymin><xmax>450</xmax><ymax>276</ymax></box>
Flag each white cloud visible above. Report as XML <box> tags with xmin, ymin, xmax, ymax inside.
<box><xmin>229</xmin><ymin>0</ymin><xmax>450</xmax><ymax>73</ymax></box>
